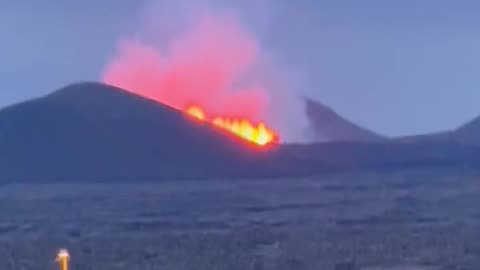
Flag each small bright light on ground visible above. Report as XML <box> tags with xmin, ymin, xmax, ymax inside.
<box><xmin>56</xmin><ymin>249</ymin><xmax>69</xmax><ymax>270</ymax></box>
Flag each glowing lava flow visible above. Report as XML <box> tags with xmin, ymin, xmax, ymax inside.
<box><xmin>185</xmin><ymin>105</ymin><xmax>279</xmax><ymax>147</ymax></box>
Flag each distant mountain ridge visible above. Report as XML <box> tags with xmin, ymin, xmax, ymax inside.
<box><xmin>304</xmin><ymin>97</ymin><xmax>387</xmax><ymax>142</ymax></box>
<box><xmin>0</xmin><ymin>82</ymin><xmax>479</xmax><ymax>182</ymax></box>
<box><xmin>394</xmin><ymin>116</ymin><xmax>480</xmax><ymax>145</ymax></box>
<box><xmin>302</xmin><ymin>95</ymin><xmax>480</xmax><ymax>146</ymax></box>
<box><xmin>453</xmin><ymin>116</ymin><xmax>480</xmax><ymax>144</ymax></box>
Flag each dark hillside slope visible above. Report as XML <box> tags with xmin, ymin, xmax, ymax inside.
<box><xmin>0</xmin><ymin>83</ymin><xmax>278</xmax><ymax>181</ymax></box>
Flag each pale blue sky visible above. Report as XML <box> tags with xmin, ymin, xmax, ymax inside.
<box><xmin>1</xmin><ymin>0</ymin><xmax>479</xmax><ymax>136</ymax></box>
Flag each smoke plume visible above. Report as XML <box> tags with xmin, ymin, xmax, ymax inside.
<box><xmin>101</xmin><ymin>0</ymin><xmax>308</xmax><ymax>142</ymax></box>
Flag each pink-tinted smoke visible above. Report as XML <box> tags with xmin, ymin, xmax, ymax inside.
<box><xmin>102</xmin><ymin>13</ymin><xmax>270</xmax><ymax>122</ymax></box>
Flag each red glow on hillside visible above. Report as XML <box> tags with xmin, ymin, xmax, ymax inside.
<box><xmin>102</xmin><ymin>14</ymin><xmax>280</xmax><ymax>148</ymax></box>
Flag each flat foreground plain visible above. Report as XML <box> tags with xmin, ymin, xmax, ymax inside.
<box><xmin>0</xmin><ymin>168</ymin><xmax>479</xmax><ymax>270</ymax></box>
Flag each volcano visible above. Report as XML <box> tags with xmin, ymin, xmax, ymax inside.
<box><xmin>0</xmin><ymin>82</ymin><xmax>286</xmax><ymax>181</ymax></box>
<box><xmin>0</xmin><ymin>82</ymin><xmax>479</xmax><ymax>182</ymax></box>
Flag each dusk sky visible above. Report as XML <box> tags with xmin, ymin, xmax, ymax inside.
<box><xmin>1</xmin><ymin>0</ymin><xmax>479</xmax><ymax>137</ymax></box>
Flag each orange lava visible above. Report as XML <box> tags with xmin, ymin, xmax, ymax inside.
<box><xmin>185</xmin><ymin>105</ymin><xmax>278</xmax><ymax>147</ymax></box>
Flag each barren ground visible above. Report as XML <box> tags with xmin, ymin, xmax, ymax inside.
<box><xmin>0</xmin><ymin>168</ymin><xmax>479</xmax><ymax>270</ymax></box>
